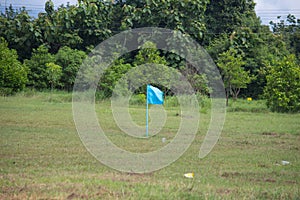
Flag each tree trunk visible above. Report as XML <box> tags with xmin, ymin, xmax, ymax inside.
<box><xmin>232</xmin><ymin>87</ymin><xmax>240</xmax><ymax>100</ymax></box>
<box><xmin>225</xmin><ymin>88</ymin><xmax>229</xmax><ymax>106</ymax></box>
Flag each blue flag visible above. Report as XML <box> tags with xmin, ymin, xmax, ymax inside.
<box><xmin>147</xmin><ymin>85</ymin><xmax>164</xmax><ymax>105</ymax></box>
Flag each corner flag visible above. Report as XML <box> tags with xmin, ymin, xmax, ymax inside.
<box><xmin>146</xmin><ymin>85</ymin><xmax>164</xmax><ymax>137</ymax></box>
<box><xmin>147</xmin><ymin>85</ymin><xmax>164</xmax><ymax>105</ymax></box>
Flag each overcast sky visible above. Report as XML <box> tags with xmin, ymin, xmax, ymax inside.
<box><xmin>254</xmin><ymin>0</ymin><xmax>300</xmax><ymax>24</ymax></box>
<box><xmin>1</xmin><ymin>0</ymin><xmax>300</xmax><ymax>25</ymax></box>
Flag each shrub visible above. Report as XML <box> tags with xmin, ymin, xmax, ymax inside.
<box><xmin>0</xmin><ymin>38</ymin><xmax>27</xmax><ymax>95</ymax></box>
<box><xmin>55</xmin><ymin>46</ymin><xmax>86</xmax><ymax>91</ymax></box>
<box><xmin>264</xmin><ymin>55</ymin><xmax>300</xmax><ymax>113</ymax></box>
<box><xmin>25</xmin><ymin>45</ymin><xmax>55</xmax><ymax>89</ymax></box>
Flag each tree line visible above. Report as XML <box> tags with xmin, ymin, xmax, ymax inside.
<box><xmin>0</xmin><ymin>0</ymin><xmax>299</xmax><ymax>112</ymax></box>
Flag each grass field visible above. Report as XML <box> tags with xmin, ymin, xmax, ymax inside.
<box><xmin>0</xmin><ymin>91</ymin><xmax>300</xmax><ymax>199</ymax></box>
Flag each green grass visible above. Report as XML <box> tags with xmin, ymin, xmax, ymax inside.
<box><xmin>0</xmin><ymin>92</ymin><xmax>300</xmax><ymax>199</ymax></box>
<box><xmin>227</xmin><ymin>98</ymin><xmax>269</xmax><ymax>113</ymax></box>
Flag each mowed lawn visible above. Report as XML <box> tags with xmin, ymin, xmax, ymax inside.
<box><xmin>0</xmin><ymin>92</ymin><xmax>299</xmax><ymax>199</ymax></box>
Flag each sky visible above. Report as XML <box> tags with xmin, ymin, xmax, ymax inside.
<box><xmin>254</xmin><ymin>0</ymin><xmax>300</xmax><ymax>24</ymax></box>
<box><xmin>0</xmin><ymin>0</ymin><xmax>300</xmax><ymax>25</ymax></box>
<box><xmin>0</xmin><ymin>0</ymin><xmax>78</xmax><ymax>16</ymax></box>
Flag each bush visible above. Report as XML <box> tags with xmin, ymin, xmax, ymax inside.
<box><xmin>98</xmin><ymin>60</ymin><xmax>132</xmax><ymax>98</ymax></box>
<box><xmin>25</xmin><ymin>45</ymin><xmax>55</xmax><ymax>90</ymax></box>
<box><xmin>129</xmin><ymin>94</ymin><xmax>146</xmax><ymax>105</ymax></box>
<box><xmin>55</xmin><ymin>46</ymin><xmax>86</xmax><ymax>91</ymax></box>
<box><xmin>264</xmin><ymin>55</ymin><xmax>300</xmax><ymax>113</ymax></box>
<box><xmin>0</xmin><ymin>38</ymin><xmax>28</xmax><ymax>95</ymax></box>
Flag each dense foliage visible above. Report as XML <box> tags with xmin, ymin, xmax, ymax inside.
<box><xmin>0</xmin><ymin>38</ymin><xmax>27</xmax><ymax>94</ymax></box>
<box><xmin>55</xmin><ymin>46</ymin><xmax>86</xmax><ymax>91</ymax></box>
<box><xmin>264</xmin><ymin>55</ymin><xmax>300</xmax><ymax>113</ymax></box>
<box><xmin>0</xmin><ymin>0</ymin><xmax>299</xmax><ymax>112</ymax></box>
<box><xmin>24</xmin><ymin>45</ymin><xmax>55</xmax><ymax>89</ymax></box>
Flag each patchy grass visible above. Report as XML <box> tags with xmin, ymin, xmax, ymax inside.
<box><xmin>0</xmin><ymin>92</ymin><xmax>300</xmax><ymax>199</ymax></box>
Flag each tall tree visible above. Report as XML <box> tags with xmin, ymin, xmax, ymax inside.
<box><xmin>207</xmin><ymin>12</ymin><xmax>290</xmax><ymax>98</ymax></box>
<box><xmin>35</xmin><ymin>1</ymin><xmax>83</xmax><ymax>53</ymax></box>
<box><xmin>204</xmin><ymin>0</ymin><xmax>256</xmax><ymax>44</ymax></box>
<box><xmin>270</xmin><ymin>14</ymin><xmax>300</xmax><ymax>59</ymax></box>
<box><xmin>72</xmin><ymin>0</ymin><xmax>114</xmax><ymax>49</ymax></box>
<box><xmin>0</xmin><ymin>8</ymin><xmax>40</xmax><ymax>60</ymax></box>
<box><xmin>217</xmin><ymin>48</ymin><xmax>253</xmax><ymax>106</ymax></box>
<box><xmin>121</xmin><ymin>0</ymin><xmax>208</xmax><ymax>42</ymax></box>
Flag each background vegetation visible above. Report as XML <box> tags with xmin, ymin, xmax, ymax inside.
<box><xmin>0</xmin><ymin>0</ymin><xmax>300</xmax><ymax>112</ymax></box>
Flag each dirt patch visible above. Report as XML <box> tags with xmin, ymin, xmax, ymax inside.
<box><xmin>67</xmin><ymin>193</ymin><xmax>78</xmax><ymax>200</ymax></box>
<box><xmin>221</xmin><ymin>172</ymin><xmax>242</xmax><ymax>178</ymax></box>
<box><xmin>217</xmin><ymin>188</ymin><xmax>233</xmax><ymax>195</ymax></box>
<box><xmin>258</xmin><ymin>163</ymin><xmax>269</xmax><ymax>168</ymax></box>
<box><xmin>66</xmin><ymin>186</ymin><xmax>120</xmax><ymax>200</ymax></box>
<box><xmin>249</xmin><ymin>177</ymin><xmax>277</xmax><ymax>183</ymax></box>
<box><xmin>67</xmin><ymin>192</ymin><xmax>89</xmax><ymax>199</ymax></box>
<box><xmin>263</xmin><ymin>178</ymin><xmax>276</xmax><ymax>183</ymax></box>
<box><xmin>262</xmin><ymin>132</ymin><xmax>279</xmax><ymax>137</ymax></box>
<box><xmin>99</xmin><ymin>172</ymin><xmax>152</xmax><ymax>183</ymax></box>
<box><xmin>94</xmin><ymin>186</ymin><xmax>123</xmax><ymax>198</ymax></box>
<box><xmin>285</xmin><ymin>180</ymin><xmax>297</xmax><ymax>184</ymax></box>
<box><xmin>1</xmin><ymin>186</ymin><xmax>16</xmax><ymax>195</ymax></box>
<box><xmin>221</xmin><ymin>172</ymin><xmax>278</xmax><ymax>184</ymax></box>
<box><xmin>234</xmin><ymin>140</ymin><xmax>252</xmax><ymax>145</ymax></box>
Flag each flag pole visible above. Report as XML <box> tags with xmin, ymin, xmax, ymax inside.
<box><xmin>146</xmin><ymin>85</ymin><xmax>149</xmax><ymax>137</ymax></box>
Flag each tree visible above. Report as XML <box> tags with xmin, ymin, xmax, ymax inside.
<box><xmin>270</xmin><ymin>14</ymin><xmax>300</xmax><ymax>59</ymax></box>
<box><xmin>25</xmin><ymin>45</ymin><xmax>55</xmax><ymax>89</ymax></box>
<box><xmin>121</xmin><ymin>0</ymin><xmax>208</xmax><ymax>42</ymax></box>
<box><xmin>72</xmin><ymin>0</ymin><xmax>114</xmax><ymax>49</ymax></box>
<box><xmin>133</xmin><ymin>41</ymin><xmax>167</xmax><ymax>66</ymax></box>
<box><xmin>0</xmin><ymin>8</ymin><xmax>40</xmax><ymax>60</ymax></box>
<box><xmin>98</xmin><ymin>41</ymin><xmax>172</xmax><ymax>98</ymax></box>
<box><xmin>204</xmin><ymin>0</ymin><xmax>256</xmax><ymax>44</ymax></box>
<box><xmin>46</xmin><ymin>62</ymin><xmax>62</xmax><ymax>91</ymax></box>
<box><xmin>132</xmin><ymin>41</ymin><xmax>171</xmax><ymax>94</ymax></box>
<box><xmin>217</xmin><ymin>48</ymin><xmax>253</xmax><ymax>106</ymax></box>
<box><xmin>35</xmin><ymin>2</ymin><xmax>83</xmax><ymax>54</ymax></box>
<box><xmin>204</xmin><ymin>0</ymin><xmax>284</xmax><ymax>99</ymax></box>
<box><xmin>98</xmin><ymin>59</ymin><xmax>132</xmax><ymax>98</ymax></box>
<box><xmin>183</xmin><ymin>70</ymin><xmax>210</xmax><ymax>96</ymax></box>
<box><xmin>55</xmin><ymin>46</ymin><xmax>86</xmax><ymax>91</ymax></box>
<box><xmin>207</xmin><ymin>21</ymin><xmax>290</xmax><ymax>99</ymax></box>
<box><xmin>0</xmin><ymin>38</ymin><xmax>27</xmax><ymax>95</ymax></box>
<box><xmin>264</xmin><ymin>55</ymin><xmax>300</xmax><ymax>113</ymax></box>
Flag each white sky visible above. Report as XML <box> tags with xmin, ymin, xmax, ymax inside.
<box><xmin>0</xmin><ymin>0</ymin><xmax>77</xmax><ymax>9</ymax></box>
<box><xmin>1</xmin><ymin>0</ymin><xmax>300</xmax><ymax>24</ymax></box>
<box><xmin>254</xmin><ymin>0</ymin><xmax>300</xmax><ymax>24</ymax></box>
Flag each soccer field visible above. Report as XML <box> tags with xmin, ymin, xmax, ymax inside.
<box><xmin>0</xmin><ymin>92</ymin><xmax>299</xmax><ymax>199</ymax></box>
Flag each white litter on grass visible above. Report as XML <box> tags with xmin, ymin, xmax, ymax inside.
<box><xmin>184</xmin><ymin>173</ymin><xmax>194</xmax><ymax>178</ymax></box>
<box><xmin>281</xmin><ymin>160</ymin><xmax>290</xmax><ymax>165</ymax></box>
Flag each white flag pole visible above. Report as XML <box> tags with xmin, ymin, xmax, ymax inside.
<box><xmin>146</xmin><ymin>85</ymin><xmax>149</xmax><ymax>137</ymax></box>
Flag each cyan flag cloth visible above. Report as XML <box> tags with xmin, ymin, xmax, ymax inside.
<box><xmin>147</xmin><ymin>85</ymin><xmax>164</xmax><ymax>104</ymax></box>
